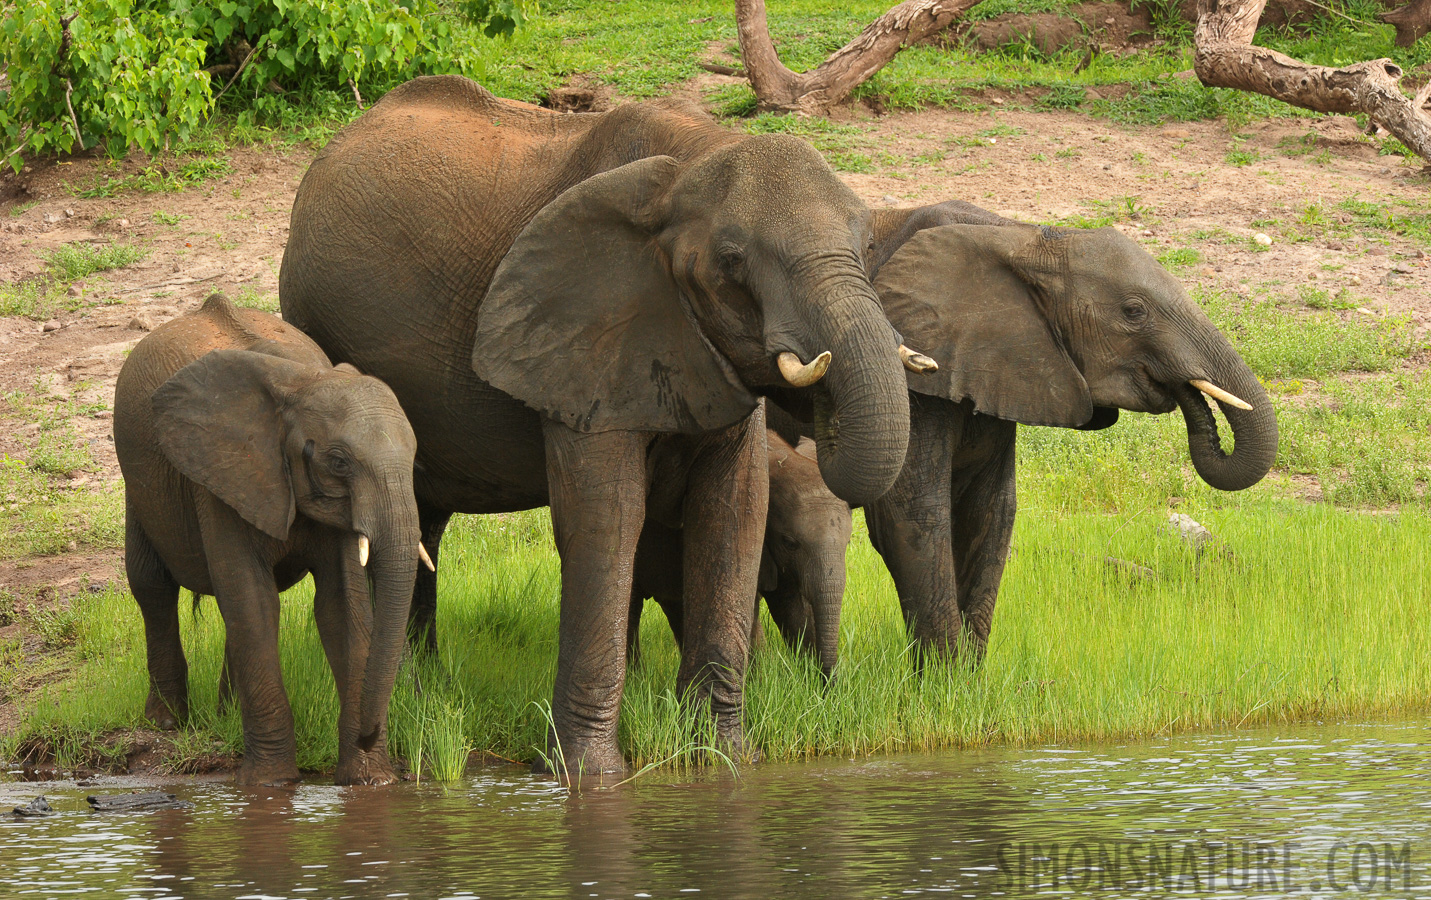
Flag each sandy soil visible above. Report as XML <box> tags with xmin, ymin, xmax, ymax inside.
<box><xmin>1</xmin><ymin>94</ymin><xmax>1427</xmax><ymax>769</ymax></box>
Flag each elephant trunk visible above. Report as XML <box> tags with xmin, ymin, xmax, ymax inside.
<box><xmin>356</xmin><ymin>474</ymin><xmax>421</xmax><ymax>752</ymax></box>
<box><xmin>1173</xmin><ymin>343</ymin><xmax>1278</xmax><ymax>492</ymax></box>
<box><xmin>805</xmin><ymin>285</ymin><xmax>911</xmax><ymax>507</ymax></box>
<box><xmin>809</xmin><ymin>568</ymin><xmax>845</xmax><ymax>680</ymax></box>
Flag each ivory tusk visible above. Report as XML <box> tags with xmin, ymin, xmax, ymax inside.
<box><xmin>899</xmin><ymin>344</ymin><xmax>939</xmax><ymax>374</ymax></box>
<box><xmin>418</xmin><ymin>541</ymin><xmax>435</xmax><ymax>572</ymax></box>
<box><xmin>1189</xmin><ymin>379</ymin><xmax>1252</xmax><ymax>411</ymax></box>
<box><xmin>777</xmin><ymin>350</ymin><xmax>831</xmax><ymax>387</ymax></box>
<box><xmin>357</xmin><ymin>534</ymin><xmax>370</xmax><ymax>567</ymax></box>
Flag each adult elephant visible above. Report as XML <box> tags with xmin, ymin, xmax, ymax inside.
<box><xmin>279</xmin><ymin>76</ymin><xmax>924</xmax><ymax>773</ymax></box>
<box><xmin>828</xmin><ymin>200</ymin><xmax>1278</xmax><ymax>661</ymax></box>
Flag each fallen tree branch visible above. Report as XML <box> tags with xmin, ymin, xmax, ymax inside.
<box><xmin>1194</xmin><ymin>0</ymin><xmax>1431</xmax><ymax>162</ymax></box>
<box><xmin>735</xmin><ymin>0</ymin><xmax>987</xmax><ymax>115</ymax></box>
<box><xmin>699</xmin><ymin>62</ymin><xmax>746</xmax><ymax>77</ymax></box>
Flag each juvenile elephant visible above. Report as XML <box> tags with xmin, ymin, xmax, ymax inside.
<box><xmin>279</xmin><ymin>76</ymin><xmax>929</xmax><ymax>772</ymax></box>
<box><xmin>807</xmin><ymin>201</ymin><xmax>1278</xmax><ymax>661</ymax></box>
<box><xmin>114</xmin><ymin>293</ymin><xmax>423</xmax><ymax>785</ymax></box>
<box><xmin>627</xmin><ymin>428</ymin><xmax>853</xmax><ymax>678</ymax></box>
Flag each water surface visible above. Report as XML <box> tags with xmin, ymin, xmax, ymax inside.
<box><xmin>4</xmin><ymin>720</ymin><xmax>1430</xmax><ymax>898</ymax></box>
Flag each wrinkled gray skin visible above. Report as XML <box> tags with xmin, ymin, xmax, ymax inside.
<box><xmin>279</xmin><ymin>76</ymin><xmax>912</xmax><ymax>774</ymax></box>
<box><xmin>773</xmin><ymin>200</ymin><xmax>1277</xmax><ymax>661</ymax></box>
<box><xmin>114</xmin><ymin>294</ymin><xmax>421</xmax><ymax>786</ymax></box>
<box><xmin>628</xmin><ymin>429</ymin><xmax>853</xmax><ymax>678</ymax></box>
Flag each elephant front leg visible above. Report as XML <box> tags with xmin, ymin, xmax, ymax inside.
<box><xmin>126</xmin><ymin>503</ymin><xmax>187</xmax><ymax>730</ymax></box>
<box><xmin>866</xmin><ymin>395</ymin><xmax>961</xmax><ymax>665</ymax></box>
<box><xmin>543</xmin><ymin>421</ymin><xmax>650</xmax><ymax>778</ymax></box>
<box><xmin>312</xmin><ymin>536</ymin><xmax>396</xmax><ymax>785</ymax></box>
<box><xmin>198</xmin><ymin>499</ymin><xmax>300</xmax><ymax>786</ymax></box>
<box><xmin>677</xmin><ymin>411</ymin><xmax>768</xmax><ymax>759</ymax></box>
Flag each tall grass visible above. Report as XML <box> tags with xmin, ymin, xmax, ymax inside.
<box><xmin>9</xmin><ymin>498</ymin><xmax>1430</xmax><ymax>774</ymax></box>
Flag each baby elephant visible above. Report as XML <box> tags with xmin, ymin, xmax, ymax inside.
<box><xmin>628</xmin><ymin>430</ymin><xmax>853</xmax><ymax>678</ymax></box>
<box><xmin>114</xmin><ymin>293</ymin><xmax>423</xmax><ymax>786</ymax></box>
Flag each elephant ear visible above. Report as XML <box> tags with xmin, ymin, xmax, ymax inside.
<box><xmin>873</xmin><ymin>224</ymin><xmax>1093</xmax><ymax>428</ymax></box>
<box><xmin>152</xmin><ymin>349</ymin><xmax>317</xmax><ymax>541</ymax></box>
<box><xmin>473</xmin><ymin>156</ymin><xmax>757</xmax><ymax>434</ymax></box>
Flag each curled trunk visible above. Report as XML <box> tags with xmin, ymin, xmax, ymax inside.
<box><xmin>808</xmin><ymin>292</ymin><xmax>911</xmax><ymax>507</ymax></box>
<box><xmin>1173</xmin><ymin>351</ymin><xmax>1277</xmax><ymax>492</ymax></box>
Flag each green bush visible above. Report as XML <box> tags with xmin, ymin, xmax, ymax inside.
<box><xmin>0</xmin><ymin>0</ymin><xmax>525</xmax><ymax>172</ymax></box>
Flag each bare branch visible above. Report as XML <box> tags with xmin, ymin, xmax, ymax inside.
<box><xmin>350</xmin><ymin>79</ymin><xmax>366</xmax><ymax>111</ymax></box>
<box><xmin>214</xmin><ymin>39</ymin><xmax>262</xmax><ymax>102</ymax></box>
<box><xmin>63</xmin><ymin>78</ymin><xmax>82</xmax><ymax>150</ymax></box>
<box><xmin>1194</xmin><ymin>0</ymin><xmax>1431</xmax><ymax>162</ymax></box>
<box><xmin>735</xmin><ymin>0</ymin><xmax>986</xmax><ymax>115</ymax></box>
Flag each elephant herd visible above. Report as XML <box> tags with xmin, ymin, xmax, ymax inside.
<box><xmin>113</xmin><ymin>75</ymin><xmax>1277</xmax><ymax>786</ymax></box>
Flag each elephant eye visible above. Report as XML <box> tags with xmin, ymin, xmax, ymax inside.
<box><xmin>1122</xmin><ymin>298</ymin><xmax>1148</xmax><ymax>323</ymax></box>
<box><xmin>716</xmin><ymin>246</ymin><xmax>744</xmax><ymax>278</ymax></box>
<box><xmin>325</xmin><ymin>451</ymin><xmax>353</xmax><ymax>477</ymax></box>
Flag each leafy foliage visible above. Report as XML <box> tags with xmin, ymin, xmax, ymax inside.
<box><xmin>0</xmin><ymin>0</ymin><xmax>528</xmax><ymax>172</ymax></box>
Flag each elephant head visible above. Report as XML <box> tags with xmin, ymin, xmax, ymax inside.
<box><xmin>472</xmin><ymin>136</ymin><xmax>920</xmax><ymax>506</ymax></box>
<box><xmin>151</xmin><ymin>349</ymin><xmax>421</xmax><ymax>750</ymax></box>
<box><xmin>759</xmin><ymin>432</ymin><xmax>853</xmax><ymax>679</ymax></box>
<box><xmin>873</xmin><ymin>223</ymin><xmax>1277</xmax><ymax>491</ymax></box>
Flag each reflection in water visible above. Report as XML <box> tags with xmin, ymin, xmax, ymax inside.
<box><xmin>4</xmin><ymin>720</ymin><xmax>1431</xmax><ymax>898</ymax></box>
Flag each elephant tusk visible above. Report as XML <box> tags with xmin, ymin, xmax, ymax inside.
<box><xmin>899</xmin><ymin>344</ymin><xmax>938</xmax><ymax>374</ymax></box>
<box><xmin>777</xmin><ymin>351</ymin><xmax>832</xmax><ymax>387</ymax></box>
<box><xmin>357</xmin><ymin>534</ymin><xmax>370</xmax><ymax>567</ymax></box>
<box><xmin>1190</xmin><ymin>379</ymin><xmax>1253</xmax><ymax>411</ymax></box>
<box><xmin>418</xmin><ymin>541</ymin><xmax>435</xmax><ymax>572</ymax></box>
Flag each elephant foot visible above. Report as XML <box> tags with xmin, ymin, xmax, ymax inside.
<box><xmin>532</xmin><ymin>735</ymin><xmax>626</xmax><ymax>782</ymax></box>
<box><xmin>334</xmin><ymin>748</ymin><xmax>397</xmax><ymax>786</ymax></box>
<box><xmin>236</xmin><ymin>757</ymin><xmax>301</xmax><ymax>787</ymax></box>
<box><xmin>144</xmin><ymin>691</ymin><xmax>188</xmax><ymax>731</ymax></box>
<box><xmin>715</xmin><ymin>717</ymin><xmax>759</xmax><ymax>765</ymax></box>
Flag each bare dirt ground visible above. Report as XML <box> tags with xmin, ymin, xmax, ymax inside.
<box><xmin>1</xmin><ymin>93</ymin><xmax>1427</xmax><ymax>767</ymax></box>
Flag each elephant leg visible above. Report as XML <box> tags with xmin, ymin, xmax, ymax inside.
<box><xmin>217</xmin><ymin>658</ymin><xmax>234</xmax><ymax>714</ymax></box>
<box><xmin>631</xmin><ymin>521</ymin><xmax>686</xmax><ymax>667</ymax></box>
<box><xmin>126</xmin><ymin>501</ymin><xmax>187</xmax><ymax>730</ymax></box>
<box><xmin>762</xmin><ymin>585</ymin><xmax>815</xmax><ymax>656</ymax></box>
<box><xmin>677</xmin><ymin>409</ymin><xmax>767</xmax><ymax>757</ymax></box>
<box><xmin>543</xmin><ymin>420</ymin><xmax>650</xmax><ymax>777</ymax></box>
<box><xmin>408</xmin><ymin>501</ymin><xmax>451</xmax><ymax>654</ymax></box>
<box><xmin>197</xmin><ymin>497</ymin><xmax>299</xmax><ymax>785</ymax></box>
<box><xmin>312</xmin><ymin>535</ymin><xmax>396</xmax><ymax>785</ymax></box>
<box><xmin>950</xmin><ymin>418</ymin><xmax>1018</xmax><ymax>661</ymax></box>
<box><xmin>866</xmin><ymin>395</ymin><xmax>960</xmax><ymax>665</ymax></box>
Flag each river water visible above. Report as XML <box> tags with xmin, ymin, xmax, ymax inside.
<box><xmin>3</xmin><ymin>720</ymin><xmax>1429</xmax><ymax>899</ymax></box>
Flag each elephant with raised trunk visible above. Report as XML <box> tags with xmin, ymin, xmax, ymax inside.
<box><xmin>114</xmin><ymin>293</ymin><xmax>423</xmax><ymax>786</ymax></box>
<box><xmin>628</xmin><ymin>427</ymin><xmax>853</xmax><ymax>679</ymax></box>
<box><xmin>841</xmin><ymin>200</ymin><xmax>1278</xmax><ymax>660</ymax></box>
<box><xmin>279</xmin><ymin>76</ymin><xmax>930</xmax><ymax>773</ymax></box>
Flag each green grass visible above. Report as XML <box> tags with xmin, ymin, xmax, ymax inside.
<box><xmin>9</xmin><ymin>499</ymin><xmax>1431</xmax><ymax>774</ymax></box>
<box><xmin>45</xmin><ymin>243</ymin><xmax>147</xmax><ymax>281</ymax></box>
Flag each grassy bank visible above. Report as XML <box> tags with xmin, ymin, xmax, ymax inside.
<box><xmin>9</xmin><ymin>488</ymin><xmax>1430</xmax><ymax>777</ymax></box>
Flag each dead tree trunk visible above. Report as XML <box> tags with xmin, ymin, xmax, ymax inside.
<box><xmin>735</xmin><ymin>0</ymin><xmax>986</xmax><ymax>115</ymax></box>
<box><xmin>1381</xmin><ymin>0</ymin><xmax>1431</xmax><ymax>48</ymax></box>
<box><xmin>1194</xmin><ymin>0</ymin><xmax>1431</xmax><ymax>161</ymax></box>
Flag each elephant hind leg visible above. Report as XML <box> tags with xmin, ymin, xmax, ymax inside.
<box><xmin>126</xmin><ymin>502</ymin><xmax>187</xmax><ymax>730</ymax></box>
